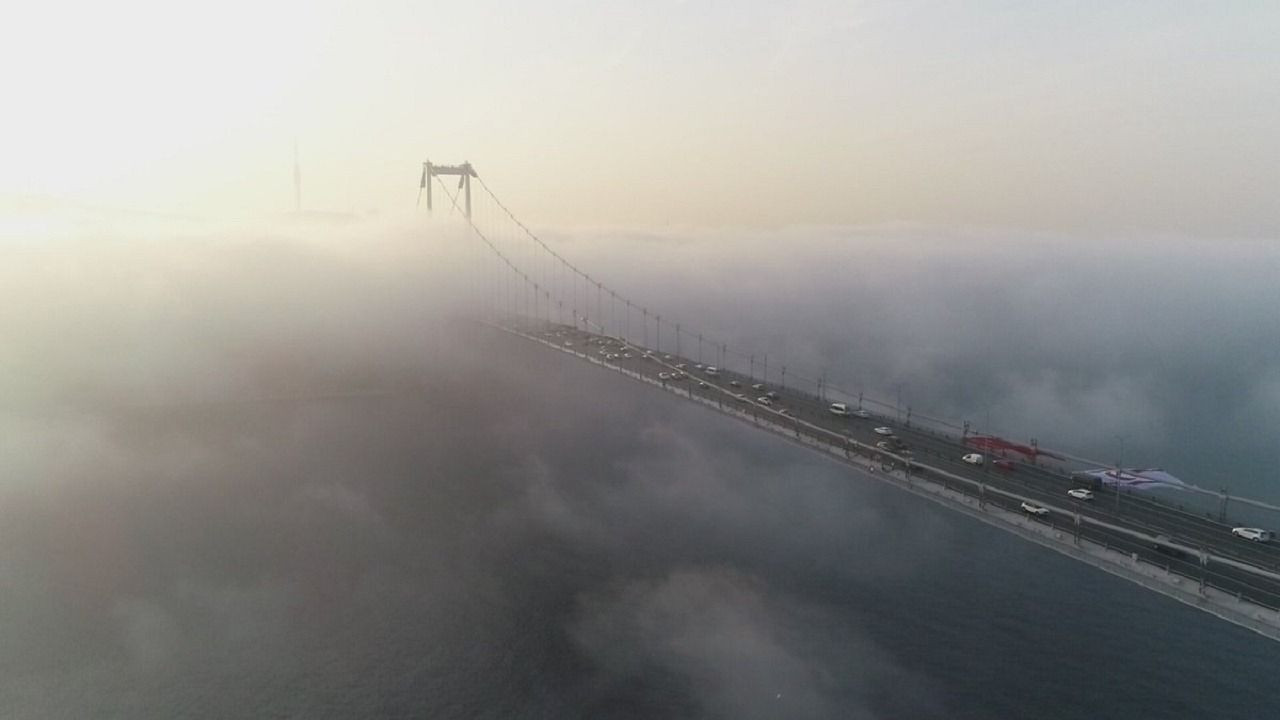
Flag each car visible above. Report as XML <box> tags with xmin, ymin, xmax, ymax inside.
<box><xmin>705</xmin><ymin>366</ymin><xmax>719</xmax><ymax>376</ymax></box>
<box><xmin>1021</xmin><ymin>501</ymin><xmax>1049</xmax><ymax>516</ymax></box>
<box><xmin>829</xmin><ymin>402</ymin><xmax>851</xmax><ymax>417</ymax></box>
<box><xmin>694</xmin><ymin>364</ymin><xmax>704</xmax><ymax>370</ymax></box>
<box><xmin>1232</xmin><ymin>527</ymin><xmax>1273</xmax><ymax>543</ymax></box>
<box><xmin>778</xmin><ymin>408</ymin><xmax>794</xmax><ymax>417</ymax></box>
<box><xmin>1152</xmin><ymin>535</ymin><xmax>1190</xmax><ymax>560</ymax></box>
<box><xmin>563</xmin><ymin>341</ymin><xmax>574</xmax><ymax>347</ymax></box>
<box><xmin>751</xmin><ymin>383</ymin><xmax>765</xmax><ymax>391</ymax></box>
<box><xmin>961</xmin><ymin>453</ymin><xmax>984</xmax><ymax>466</ymax></box>
<box><xmin>756</xmin><ymin>396</ymin><xmax>773</xmax><ymax>406</ymax></box>
<box><xmin>670</xmin><ymin>372</ymin><xmax>686</xmax><ymax>380</ymax></box>
<box><xmin>852</xmin><ymin>408</ymin><xmax>871</xmax><ymax>419</ymax></box>
<box><xmin>698</xmin><ymin>381</ymin><xmax>710</xmax><ymax>389</ymax></box>
<box><xmin>729</xmin><ymin>380</ymin><xmax>741</xmax><ymax>387</ymax></box>
<box><xmin>993</xmin><ymin>459</ymin><xmax>1015</xmax><ymax>472</ymax></box>
<box><xmin>1067</xmin><ymin>488</ymin><xmax>1094</xmax><ymax>501</ymax></box>
<box><xmin>765</xmin><ymin>391</ymin><xmax>779</xmax><ymax>399</ymax></box>
<box><xmin>675</xmin><ymin>363</ymin><xmax>687</xmax><ymax>370</ymax></box>
<box><xmin>658</xmin><ymin>372</ymin><xmax>672</xmax><ymax>380</ymax></box>
<box><xmin>664</xmin><ymin>354</ymin><xmax>673</xmax><ymax>360</ymax></box>
<box><xmin>876</xmin><ymin>441</ymin><xmax>893</xmax><ymax>451</ymax></box>
<box><xmin>606</xmin><ymin>353</ymin><xmax>618</xmax><ymax>360</ymax></box>
<box><xmin>623</xmin><ymin>352</ymin><xmax>632</xmax><ymax>358</ymax></box>
<box><xmin>873</xmin><ymin>427</ymin><xmax>894</xmax><ymax>436</ymax></box>
<box><xmin>734</xmin><ymin>393</ymin><xmax>749</xmax><ymax>402</ymax></box>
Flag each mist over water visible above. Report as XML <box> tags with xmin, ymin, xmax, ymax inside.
<box><xmin>546</xmin><ymin>225</ymin><xmax>1280</xmax><ymax>502</ymax></box>
<box><xmin>3</xmin><ymin>214</ymin><xmax>1279</xmax><ymax>718</ymax></box>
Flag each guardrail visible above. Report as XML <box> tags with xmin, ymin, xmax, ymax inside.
<box><xmin>491</xmin><ymin>320</ymin><xmax>1280</xmax><ymax>639</ymax></box>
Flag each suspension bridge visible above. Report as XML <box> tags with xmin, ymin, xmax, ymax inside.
<box><xmin>420</xmin><ymin>160</ymin><xmax>1280</xmax><ymax>642</ymax></box>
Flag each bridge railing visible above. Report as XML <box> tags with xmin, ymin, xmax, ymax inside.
<box><xmin>495</xmin><ymin>316</ymin><xmax>1280</xmax><ymax>617</ymax></box>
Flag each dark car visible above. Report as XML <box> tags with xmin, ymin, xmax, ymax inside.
<box><xmin>1152</xmin><ymin>535</ymin><xmax>1190</xmax><ymax>561</ymax></box>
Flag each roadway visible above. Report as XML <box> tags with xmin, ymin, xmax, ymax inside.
<box><xmin>514</xmin><ymin>319</ymin><xmax>1280</xmax><ymax>612</ymax></box>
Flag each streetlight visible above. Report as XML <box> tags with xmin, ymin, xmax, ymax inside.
<box><xmin>1113</xmin><ymin>433</ymin><xmax>1128</xmax><ymax>512</ymax></box>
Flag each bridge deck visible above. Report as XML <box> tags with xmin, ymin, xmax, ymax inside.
<box><xmin>494</xmin><ymin>317</ymin><xmax>1280</xmax><ymax>642</ymax></box>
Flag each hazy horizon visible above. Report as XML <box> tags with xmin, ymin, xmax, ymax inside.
<box><xmin>4</xmin><ymin>1</ymin><xmax>1279</xmax><ymax>235</ymax></box>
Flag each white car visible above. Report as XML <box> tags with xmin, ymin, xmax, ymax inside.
<box><xmin>756</xmin><ymin>396</ymin><xmax>773</xmax><ymax>406</ymax></box>
<box><xmin>779</xmin><ymin>408</ymin><xmax>794</xmax><ymax>417</ymax></box>
<box><xmin>852</xmin><ymin>409</ymin><xmax>871</xmax><ymax>419</ymax></box>
<box><xmin>705</xmin><ymin>366</ymin><xmax>719</xmax><ymax>376</ymax></box>
<box><xmin>1232</xmin><ymin>527</ymin><xmax>1273</xmax><ymax>543</ymax></box>
<box><xmin>829</xmin><ymin>402</ymin><xmax>851</xmax><ymax>417</ymax></box>
<box><xmin>729</xmin><ymin>380</ymin><xmax>741</xmax><ymax>387</ymax></box>
<box><xmin>1067</xmin><ymin>488</ymin><xmax>1094</xmax><ymax>501</ymax></box>
<box><xmin>675</xmin><ymin>363</ymin><xmax>687</xmax><ymax>370</ymax></box>
<box><xmin>873</xmin><ymin>427</ymin><xmax>894</xmax><ymax>436</ymax></box>
<box><xmin>734</xmin><ymin>393</ymin><xmax>749</xmax><ymax>402</ymax></box>
<box><xmin>765</xmin><ymin>391</ymin><xmax>779</xmax><ymax>399</ymax></box>
<box><xmin>664</xmin><ymin>354</ymin><xmax>673</xmax><ymax>360</ymax></box>
<box><xmin>1021</xmin><ymin>501</ymin><xmax>1049</xmax><ymax>516</ymax></box>
<box><xmin>670</xmin><ymin>372</ymin><xmax>686</xmax><ymax>381</ymax></box>
<box><xmin>875</xmin><ymin>441</ymin><xmax>893</xmax><ymax>451</ymax></box>
<box><xmin>961</xmin><ymin>453</ymin><xmax>984</xmax><ymax>466</ymax></box>
<box><xmin>751</xmin><ymin>383</ymin><xmax>765</xmax><ymax>391</ymax></box>
<box><xmin>658</xmin><ymin>372</ymin><xmax>672</xmax><ymax>380</ymax></box>
<box><xmin>698</xmin><ymin>381</ymin><xmax>710</xmax><ymax>389</ymax></box>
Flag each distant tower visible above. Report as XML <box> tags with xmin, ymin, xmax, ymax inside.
<box><xmin>419</xmin><ymin>160</ymin><xmax>477</xmax><ymax>218</ymax></box>
<box><xmin>293</xmin><ymin>140</ymin><xmax>302</xmax><ymax>213</ymax></box>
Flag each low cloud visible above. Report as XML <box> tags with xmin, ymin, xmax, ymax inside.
<box><xmin>542</xmin><ymin>225</ymin><xmax>1280</xmax><ymax>497</ymax></box>
<box><xmin>1</xmin><ymin>211</ymin><xmax>948</xmax><ymax>718</ymax></box>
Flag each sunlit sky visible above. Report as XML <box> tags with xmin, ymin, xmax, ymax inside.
<box><xmin>4</xmin><ymin>1</ymin><xmax>1278</xmax><ymax>232</ymax></box>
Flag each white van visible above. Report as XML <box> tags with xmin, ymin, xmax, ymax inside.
<box><xmin>1232</xmin><ymin>527</ymin><xmax>1273</xmax><ymax>543</ymax></box>
<box><xmin>829</xmin><ymin>402</ymin><xmax>850</xmax><ymax>417</ymax></box>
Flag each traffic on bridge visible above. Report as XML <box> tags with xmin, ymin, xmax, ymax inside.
<box><xmin>426</xmin><ymin>160</ymin><xmax>1280</xmax><ymax>642</ymax></box>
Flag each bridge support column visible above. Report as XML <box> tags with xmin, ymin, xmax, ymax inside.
<box><xmin>420</xmin><ymin>161</ymin><xmax>476</xmax><ymax>218</ymax></box>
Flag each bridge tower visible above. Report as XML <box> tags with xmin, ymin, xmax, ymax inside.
<box><xmin>420</xmin><ymin>160</ymin><xmax>478</xmax><ymax>218</ymax></box>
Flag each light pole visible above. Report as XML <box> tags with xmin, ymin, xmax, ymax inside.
<box><xmin>1113</xmin><ymin>433</ymin><xmax>1128</xmax><ymax>512</ymax></box>
<box><xmin>894</xmin><ymin>382</ymin><xmax>908</xmax><ymax>424</ymax></box>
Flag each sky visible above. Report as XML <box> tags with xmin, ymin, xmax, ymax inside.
<box><xmin>3</xmin><ymin>1</ymin><xmax>1278</xmax><ymax>233</ymax></box>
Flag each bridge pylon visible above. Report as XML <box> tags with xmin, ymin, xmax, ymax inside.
<box><xmin>419</xmin><ymin>160</ymin><xmax>478</xmax><ymax>218</ymax></box>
